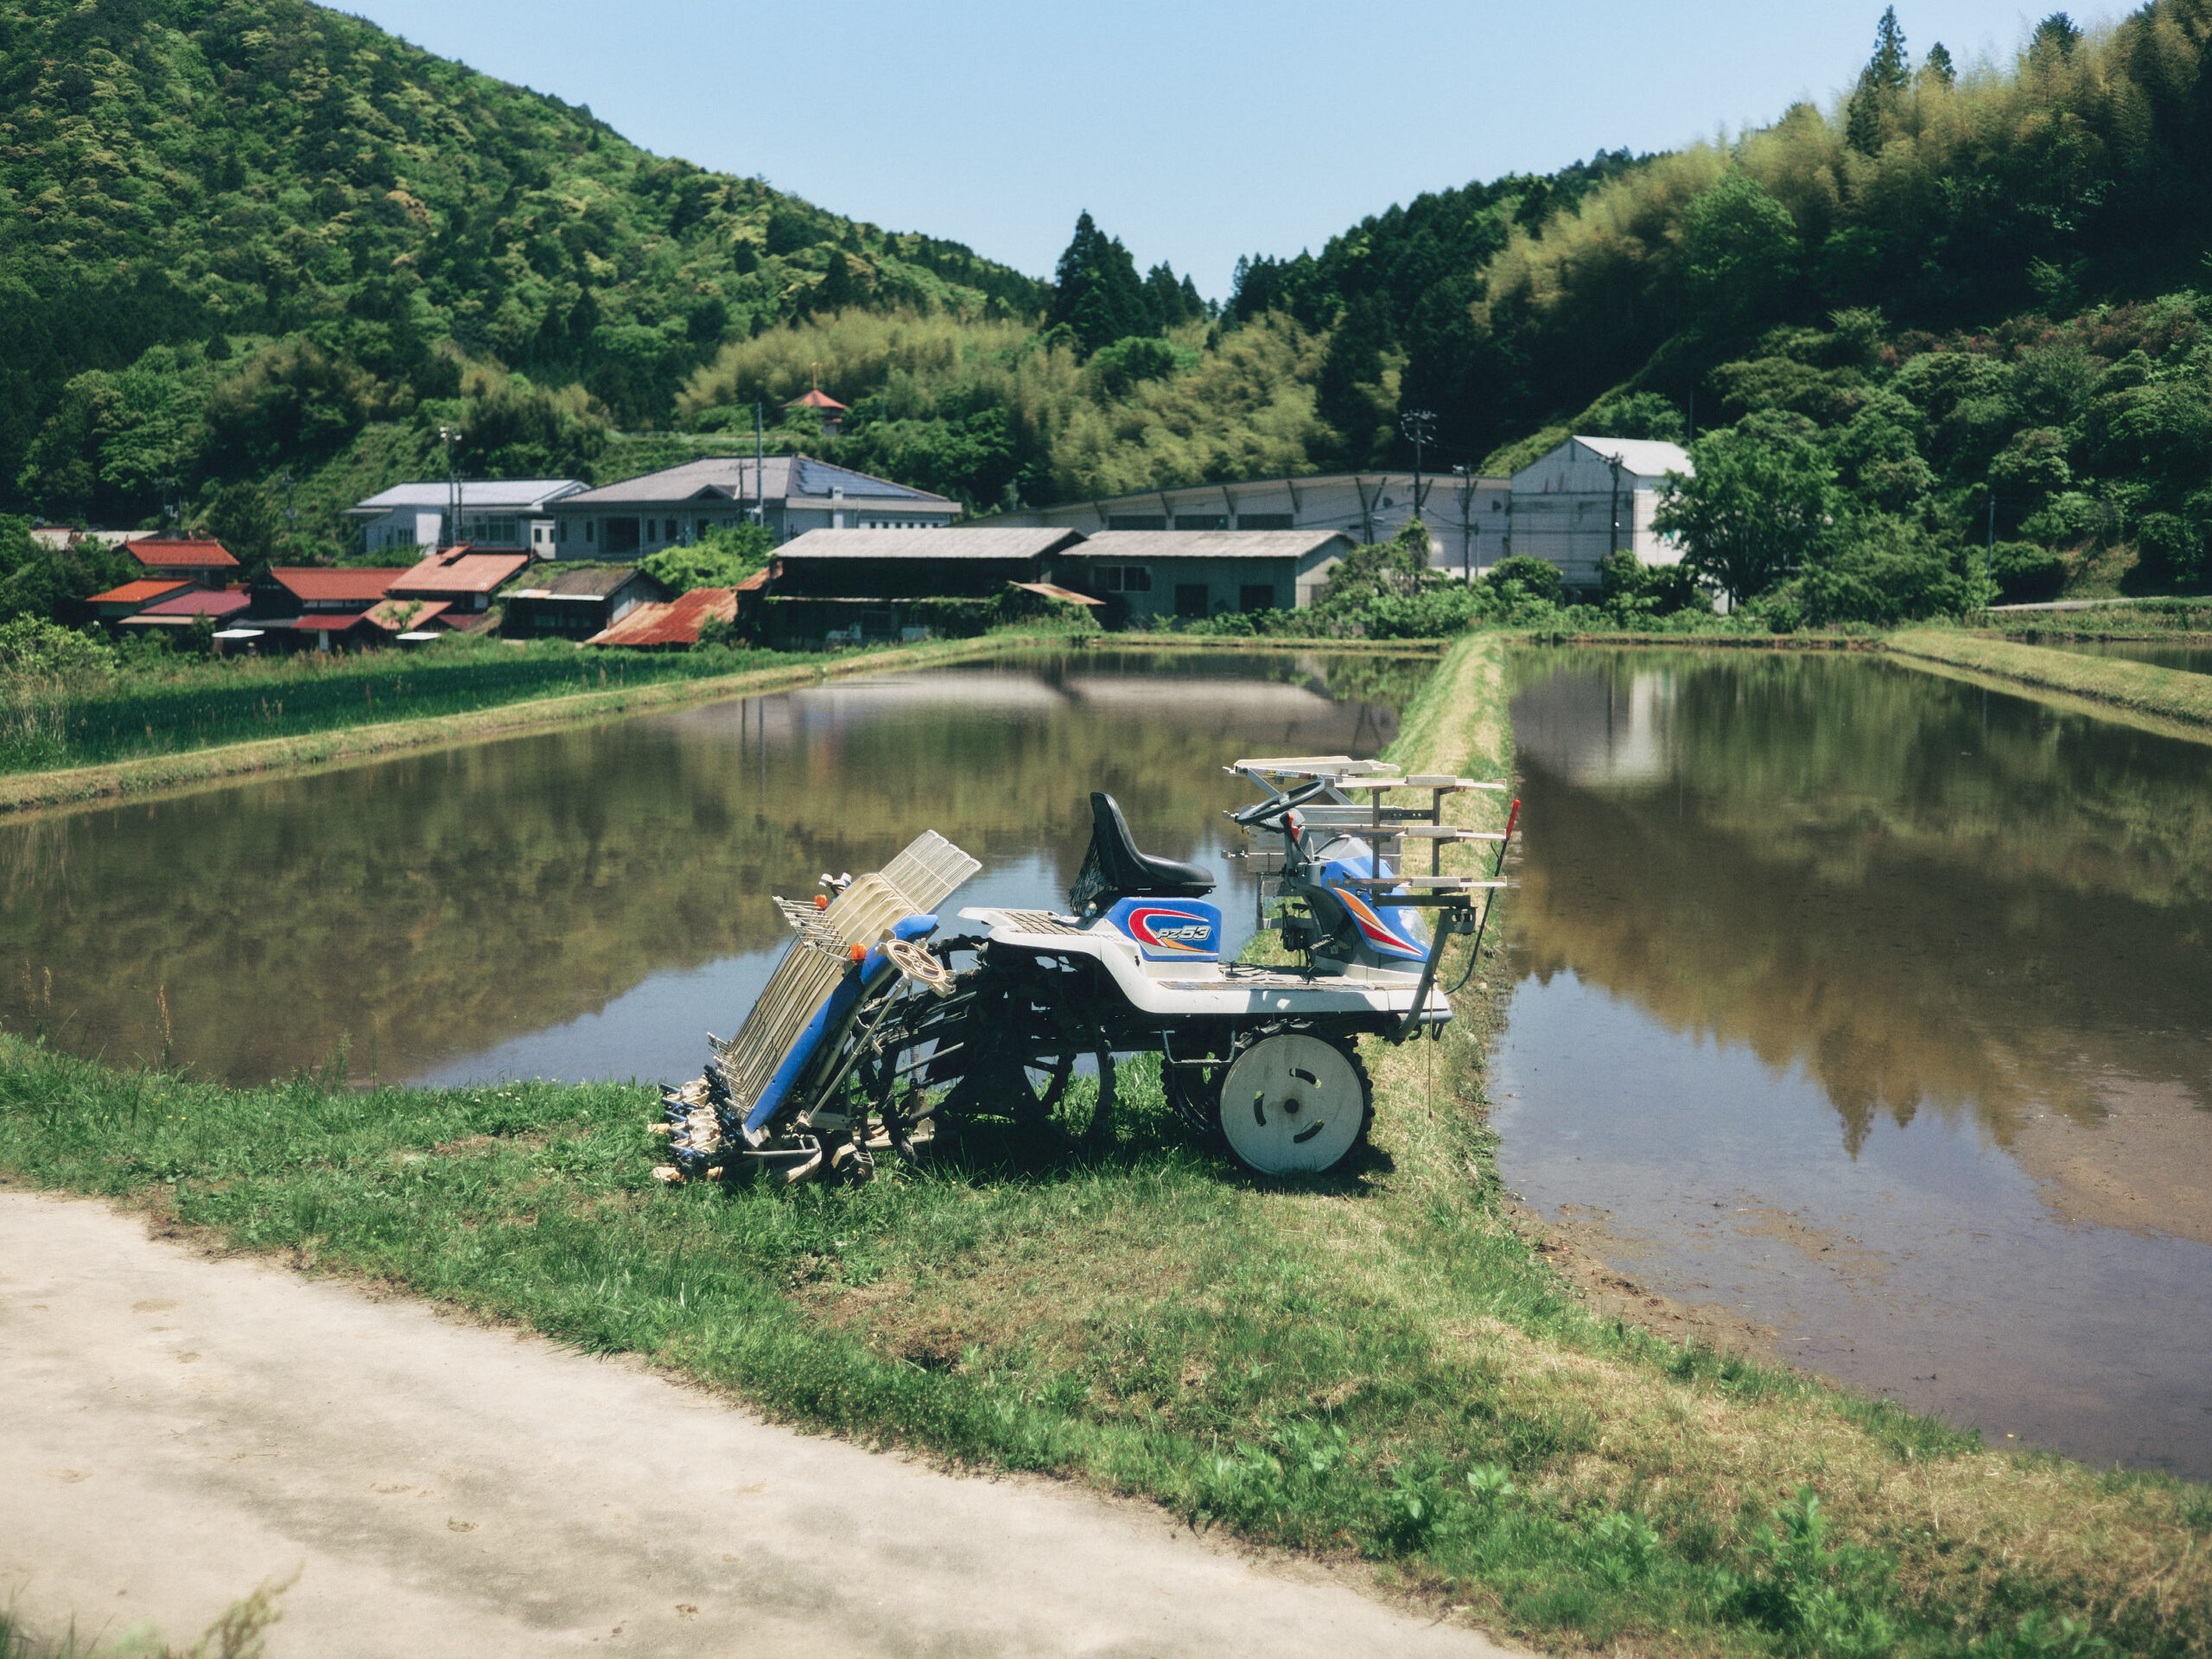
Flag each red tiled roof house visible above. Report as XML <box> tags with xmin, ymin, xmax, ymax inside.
<box><xmin>127</xmin><ymin>538</ymin><xmax>240</xmax><ymax>587</ymax></box>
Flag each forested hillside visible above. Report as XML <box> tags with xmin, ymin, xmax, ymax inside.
<box><xmin>0</xmin><ymin>0</ymin><xmax>1040</xmax><ymax>550</ymax></box>
<box><xmin>11</xmin><ymin>0</ymin><xmax>2212</xmax><ymax>614</ymax></box>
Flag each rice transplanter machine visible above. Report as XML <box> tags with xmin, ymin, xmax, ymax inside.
<box><xmin>652</xmin><ymin>755</ymin><xmax>1516</xmax><ymax>1182</ymax></box>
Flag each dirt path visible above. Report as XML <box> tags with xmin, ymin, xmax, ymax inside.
<box><xmin>0</xmin><ymin>1192</ymin><xmax>1510</xmax><ymax>1658</ymax></box>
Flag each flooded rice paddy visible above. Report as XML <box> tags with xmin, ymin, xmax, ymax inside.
<box><xmin>1</xmin><ymin>650</ymin><xmax>1421</xmax><ymax>1088</ymax></box>
<box><xmin>2040</xmin><ymin>637</ymin><xmax>2212</xmax><ymax>677</ymax></box>
<box><xmin>1495</xmin><ymin>647</ymin><xmax>2212</xmax><ymax>1478</ymax></box>
<box><xmin>16</xmin><ymin>636</ymin><xmax>2209</xmax><ymax>1479</ymax></box>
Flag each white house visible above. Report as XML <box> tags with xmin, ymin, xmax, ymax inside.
<box><xmin>1507</xmin><ymin>437</ymin><xmax>1693</xmax><ymax>589</ymax></box>
<box><xmin>546</xmin><ymin>455</ymin><xmax>957</xmax><ymax>558</ymax></box>
<box><xmin>977</xmin><ymin>470</ymin><xmax>1510</xmax><ymax>578</ymax></box>
<box><xmin>346</xmin><ymin>480</ymin><xmax>588</xmax><ymax>557</ymax></box>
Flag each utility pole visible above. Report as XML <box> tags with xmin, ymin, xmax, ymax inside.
<box><xmin>1452</xmin><ymin>464</ymin><xmax>1475</xmax><ymax>581</ymax></box>
<box><xmin>1607</xmin><ymin>452</ymin><xmax>1625</xmax><ymax>560</ymax></box>
<box><xmin>438</xmin><ymin>424</ymin><xmax>461</xmax><ymax>550</ymax></box>
<box><xmin>753</xmin><ymin>401</ymin><xmax>766</xmax><ymax>529</ymax></box>
<box><xmin>1400</xmin><ymin>409</ymin><xmax>1437</xmax><ymax>587</ymax></box>
<box><xmin>1400</xmin><ymin>409</ymin><xmax>1437</xmax><ymax>523</ymax></box>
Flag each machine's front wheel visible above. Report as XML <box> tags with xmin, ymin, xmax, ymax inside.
<box><xmin>1212</xmin><ymin>1030</ymin><xmax>1370</xmax><ymax>1176</ymax></box>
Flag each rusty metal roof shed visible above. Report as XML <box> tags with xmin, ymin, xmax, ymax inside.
<box><xmin>584</xmin><ymin>587</ymin><xmax>737</xmax><ymax>648</ymax></box>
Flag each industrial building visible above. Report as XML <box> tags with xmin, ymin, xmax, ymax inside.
<box><xmin>979</xmin><ymin>471</ymin><xmax>1508</xmax><ymax>577</ymax></box>
<box><xmin>1505</xmin><ymin>437</ymin><xmax>1693</xmax><ymax>589</ymax></box>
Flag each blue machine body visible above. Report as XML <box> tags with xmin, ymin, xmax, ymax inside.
<box><xmin>744</xmin><ymin>912</ymin><xmax>938</xmax><ymax>1133</ymax></box>
<box><xmin>1105</xmin><ymin>896</ymin><xmax>1223</xmax><ymax>963</ymax></box>
<box><xmin>1315</xmin><ymin>838</ymin><xmax>1428</xmax><ymax>963</ymax></box>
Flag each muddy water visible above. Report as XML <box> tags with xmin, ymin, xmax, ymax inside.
<box><xmin>1493</xmin><ymin>648</ymin><xmax>2212</xmax><ymax>1478</ymax></box>
<box><xmin>2041</xmin><ymin>638</ymin><xmax>2212</xmax><ymax>677</ymax></box>
<box><xmin>0</xmin><ymin>650</ymin><xmax>1421</xmax><ymax>1088</ymax></box>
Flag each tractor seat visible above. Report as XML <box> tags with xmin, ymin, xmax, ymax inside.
<box><xmin>1085</xmin><ymin>791</ymin><xmax>1215</xmax><ymax>899</ymax></box>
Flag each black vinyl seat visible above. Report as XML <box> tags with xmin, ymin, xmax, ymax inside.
<box><xmin>1083</xmin><ymin>791</ymin><xmax>1215</xmax><ymax>899</ymax></box>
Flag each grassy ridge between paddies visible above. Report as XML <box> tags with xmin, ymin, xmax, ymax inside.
<box><xmin>1886</xmin><ymin>629</ymin><xmax>2212</xmax><ymax>745</ymax></box>
<box><xmin>2</xmin><ymin>635</ymin><xmax>2207</xmax><ymax>1656</ymax></box>
<box><xmin>0</xmin><ymin>629</ymin><xmax>1087</xmax><ymax>818</ymax></box>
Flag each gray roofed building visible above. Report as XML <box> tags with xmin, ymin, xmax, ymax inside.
<box><xmin>975</xmin><ymin>469</ymin><xmax>1510</xmax><ymax>577</ymax></box>
<box><xmin>547</xmin><ymin>454</ymin><xmax>957</xmax><ymax>559</ymax></box>
<box><xmin>345</xmin><ymin>479</ymin><xmax>588</xmax><ymax>557</ymax></box>
<box><xmin>502</xmin><ymin>563</ymin><xmax>670</xmax><ymax>641</ymax></box>
<box><xmin>777</xmin><ymin>527</ymin><xmax>1084</xmax><ymax>562</ymax></box>
<box><xmin>1053</xmin><ymin>530</ymin><xmax>1356</xmax><ymax>623</ymax></box>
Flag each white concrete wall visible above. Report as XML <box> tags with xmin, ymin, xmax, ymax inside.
<box><xmin>1507</xmin><ymin>442</ymin><xmax>1688</xmax><ymax>588</ymax></box>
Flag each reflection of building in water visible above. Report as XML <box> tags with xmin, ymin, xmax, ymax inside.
<box><xmin>1512</xmin><ymin>664</ymin><xmax>1674</xmax><ymax>785</ymax></box>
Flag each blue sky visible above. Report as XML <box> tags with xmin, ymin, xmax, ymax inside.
<box><xmin>347</xmin><ymin>1</ymin><xmax>2085</xmax><ymax>297</ymax></box>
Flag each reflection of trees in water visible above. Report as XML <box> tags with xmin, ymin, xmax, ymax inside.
<box><xmin>0</xmin><ymin>656</ymin><xmax>1407</xmax><ymax>1084</ymax></box>
<box><xmin>1509</xmin><ymin>652</ymin><xmax>2212</xmax><ymax>1154</ymax></box>
<box><xmin>1510</xmin><ymin>648</ymin><xmax>2212</xmax><ymax>909</ymax></box>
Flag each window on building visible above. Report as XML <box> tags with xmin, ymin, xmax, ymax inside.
<box><xmin>602</xmin><ymin>518</ymin><xmax>638</xmax><ymax>553</ymax></box>
<box><xmin>1174</xmin><ymin>583</ymin><xmax>1209</xmax><ymax>619</ymax></box>
<box><xmin>558</xmin><ymin>521</ymin><xmax>570</xmax><ymax>543</ymax></box>
<box><xmin>1236</xmin><ymin>513</ymin><xmax>1294</xmax><ymax>531</ymax></box>
<box><xmin>1088</xmin><ymin>564</ymin><xmax>1152</xmax><ymax>594</ymax></box>
<box><xmin>1240</xmin><ymin>584</ymin><xmax>1277</xmax><ymax>613</ymax></box>
<box><xmin>584</xmin><ymin>521</ymin><xmax>595</xmax><ymax>543</ymax></box>
<box><xmin>1173</xmin><ymin>514</ymin><xmax>1228</xmax><ymax>531</ymax></box>
<box><xmin>1106</xmin><ymin>515</ymin><xmax>1166</xmax><ymax>531</ymax></box>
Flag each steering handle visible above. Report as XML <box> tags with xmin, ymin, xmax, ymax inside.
<box><xmin>1229</xmin><ymin>776</ymin><xmax>1332</xmax><ymax>829</ymax></box>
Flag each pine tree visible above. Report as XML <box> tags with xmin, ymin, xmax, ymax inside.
<box><xmin>1867</xmin><ymin>6</ymin><xmax>1910</xmax><ymax>93</ymax></box>
<box><xmin>1923</xmin><ymin>40</ymin><xmax>1955</xmax><ymax>87</ymax></box>
<box><xmin>1847</xmin><ymin>6</ymin><xmax>1910</xmax><ymax>152</ymax></box>
<box><xmin>1316</xmin><ymin>296</ymin><xmax>1388</xmax><ymax>463</ymax></box>
<box><xmin>1143</xmin><ymin>261</ymin><xmax>1193</xmax><ymax>329</ymax></box>
<box><xmin>1049</xmin><ymin>212</ymin><xmax>1151</xmax><ymax>356</ymax></box>
<box><xmin>2031</xmin><ymin>12</ymin><xmax>2082</xmax><ymax>62</ymax></box>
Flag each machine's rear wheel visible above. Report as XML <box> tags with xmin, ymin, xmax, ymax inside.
<box><xmin>1213</xmin><ymin>1031</ymin><xmax>1370</xmax><ymax>1175</ymax></box>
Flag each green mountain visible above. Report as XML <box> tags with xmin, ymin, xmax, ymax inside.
<box><xmin>0</xmin><ymin>0</ymin><xmax>1040</xmax><ymax>531</ymax></box>
<box><xmin>10</xmin><ymin>0</ymin><xmax>2212</xmax><ymax>617</ymax></box>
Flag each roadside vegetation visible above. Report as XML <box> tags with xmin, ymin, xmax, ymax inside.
<box><xmin>1</xmin><ymin>638</ymin><xmax>2203</xmax><ymax>1656</ymax></box>
<box><xmin>1</xmin><ymin>1575</ymin><xmax>291</xmax><ymax>1659</ymax></box>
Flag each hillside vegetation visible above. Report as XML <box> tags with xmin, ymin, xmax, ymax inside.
<box><xmin>0</xmin><ymin>0</ymin><xmax>1039</xmax><ymax>554</ymax></box>
<box><xmin>11</xmin><ymin>1</ymin><xmax>2212</xmax><ymax>618</ymax></box>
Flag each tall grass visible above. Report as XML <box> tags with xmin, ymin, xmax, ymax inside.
<box><xmin>0</xmin><ymin>637</ymin><xmax>801</xmax><ymax>775</ymax></box>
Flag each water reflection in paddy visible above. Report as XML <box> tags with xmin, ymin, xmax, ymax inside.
<box><xmin>1493</xmin><ymin>648</ymin><xmax>2212</xmax><ymax>1476</ymax></box>
<box><xmin>1</xmin><ymin>650</ymin><xmax>1421</xmax><ymax>1088</ymax></box>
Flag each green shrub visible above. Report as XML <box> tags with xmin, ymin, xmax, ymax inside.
<box><xmin>1482</xmin><ymin>555</ymin><xmax>1565</xmax><ymax>605</ymax></box>
<box><xmin>1988</xmin><ymin>540</ymin><xmax>2067</xmax><ymax>603</ymax></box>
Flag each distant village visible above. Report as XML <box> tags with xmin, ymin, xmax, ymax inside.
<box><xmin>60</xmin><ymin>423</ymin><xmax>1690</xmax><ymax>655</ymax></box>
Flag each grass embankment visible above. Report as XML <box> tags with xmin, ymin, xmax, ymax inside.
<box><xmin>0</xmin><ymin>630</ymin><xmax>1082</xmax><ymax>816</ymax></box>
<box><xmin>1888</xmin><ymin>629</ymin><xmax>2212</xmax><ymax>740</ymax></box>
<box><xmin>3</xmin><ymin>635</ymin><xmax>2207</xmax><ymax>1656</ymax></box>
